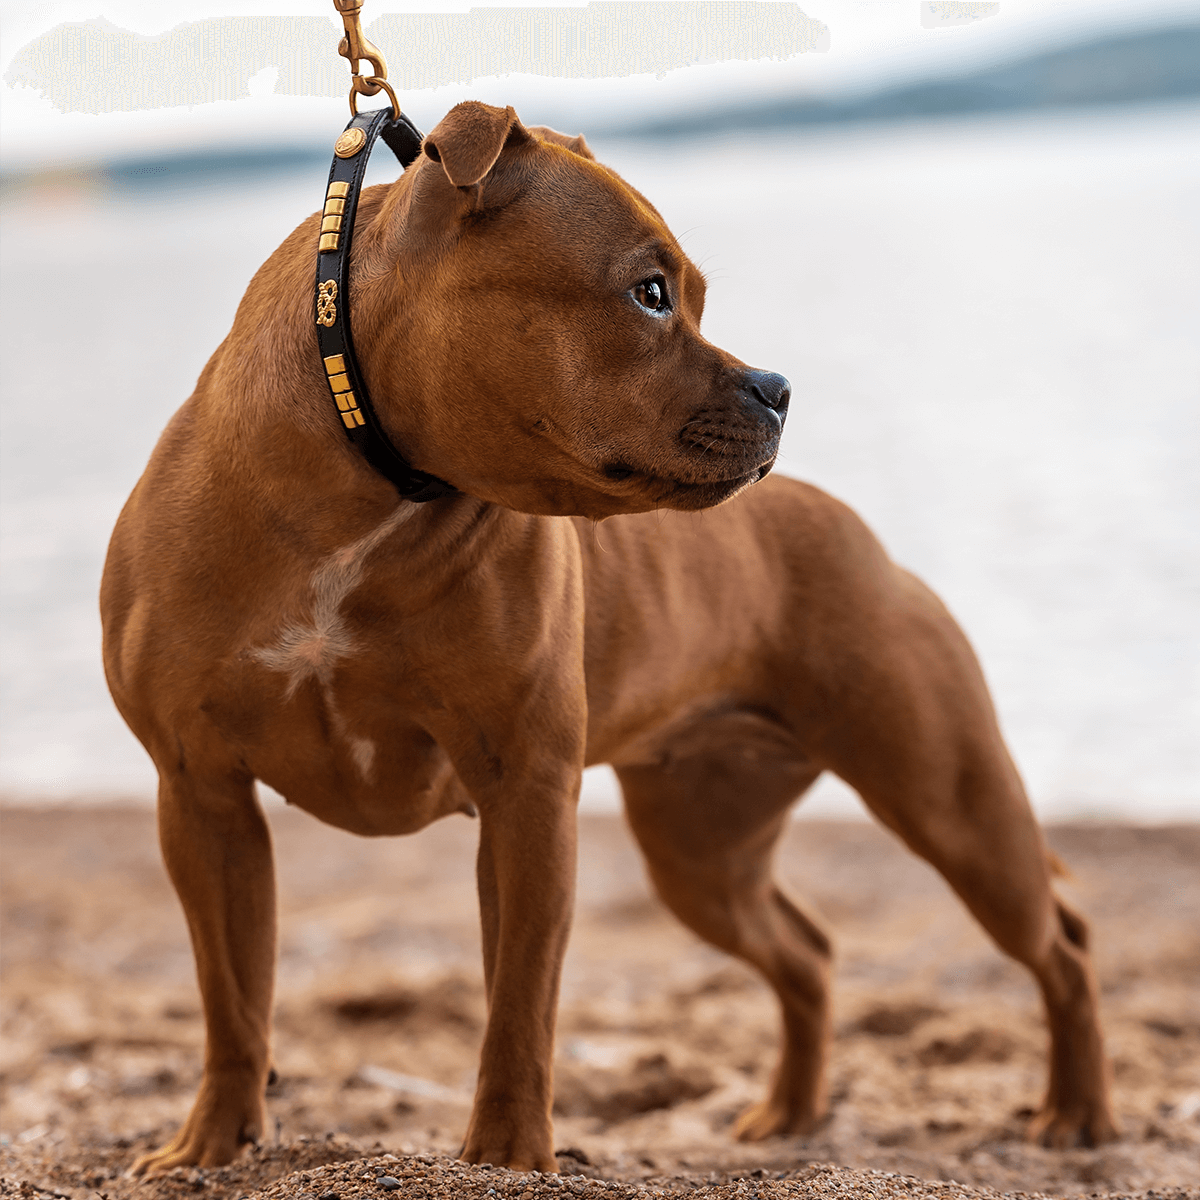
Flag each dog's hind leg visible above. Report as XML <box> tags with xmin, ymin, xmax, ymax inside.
<box><xmin>616</xmin><ymin>716</ymin><xmax>829</xmax><ymax>1140</ymax></box>
<box><xmin>133</xmin><ymin>768</ymin><xmax>276</xmax><ymax>1175</ymax></box>
<box><xmin>823</xmin><ymin>574</ymin><xmax>1119</xmax><ymax>1148</ymax></box>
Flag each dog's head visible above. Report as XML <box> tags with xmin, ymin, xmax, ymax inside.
<box><xmin>356</xmin><ymin>101</ymin><xmax>789</xmax><ymax>518</ymax></box>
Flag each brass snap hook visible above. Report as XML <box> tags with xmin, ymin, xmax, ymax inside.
<box><xmin>333</xmin><ymin>0</ymin><xmax>400</xmax><ymax>120</ymax></box>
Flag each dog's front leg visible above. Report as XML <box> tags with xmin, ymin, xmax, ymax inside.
<box><xmin>133</xmin><ymin>770</ymin><xmax>276</xmax><ymax>1175</ymax></box>
<box><xmin>463</xmin><ymin>784</ymin><xmax>578</xmax><ymax>1172</ymax></box>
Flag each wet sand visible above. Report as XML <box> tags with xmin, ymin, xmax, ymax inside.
<box><xmin>1</xmin><ymin>805</ymin><xmax>1197</xmax><ymax>1198</ymax></box>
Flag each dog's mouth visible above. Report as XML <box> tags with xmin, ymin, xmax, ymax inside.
<box><xmin>602</xmin><ymin>459</ymin><xmax>775</xmax><ymax>511</ymax></box>
<box><xmin>527</xmin><ymin>416</ymin><xmax>778</xmax><ymax>515</ymax></box>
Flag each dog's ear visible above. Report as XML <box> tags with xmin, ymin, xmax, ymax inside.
<box><xmin>422</xmin><ymin>101</ymin><xmax>532</xmax><ymax>187</ymax></box>
<box><xmin>386</xmin><ymin>101</ymin><xmax>535</xmax><ymax>251</ymax></box>
<box><xmin>526</xmin><ymin>126</ymin><xmax>595</xmax><ymax>161</ymax></box>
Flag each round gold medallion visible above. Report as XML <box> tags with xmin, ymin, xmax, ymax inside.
<box><xmin>334</xmin><ymin>128</ymin><xmax>366</xmax><ymax>158</ymax></box>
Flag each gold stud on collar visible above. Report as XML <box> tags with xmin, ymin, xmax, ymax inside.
<box><xmin>322</xmin><ymin>347</ymin><xmax>365</xmax><ymax>427</ymax></box>
<box><xmin>335</xmin><ymin>127</ymin><xmax>367</xmax><ymax>157</ymax></box>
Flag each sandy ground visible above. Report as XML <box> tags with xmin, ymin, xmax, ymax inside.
<box><xmin>1</xmin><ymin>805</ymin><xmax>1197</xmax><ymax>1199</ymax></box>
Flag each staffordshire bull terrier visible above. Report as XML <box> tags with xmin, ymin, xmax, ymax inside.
<box><xmin>101</xmin><ymin>101</ymin><xmax>1117</xmax><ymax>1174</ymax></box>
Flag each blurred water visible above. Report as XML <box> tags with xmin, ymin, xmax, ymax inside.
<box><xmin>2</xmin><ymin>103</ymin><xmax>1197</xmax><ymax>818</ymax></box>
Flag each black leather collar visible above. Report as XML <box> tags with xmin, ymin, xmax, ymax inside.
<box><xmin>314</xmin><ymin>109</ymin><xmax>457</xmax><ymax>502</ymax></box>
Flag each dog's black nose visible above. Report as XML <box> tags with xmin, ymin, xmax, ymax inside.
<box><xmin>744</xmin><ymin>370</ymin><xmax>791</xmax><ymax>413</ymax></box>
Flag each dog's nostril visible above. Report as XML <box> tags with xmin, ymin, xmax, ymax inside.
<box><xmin>746</xmin><ymin>370</ymin><xmax>791</xmax><ymax>413</ymax></box>
<box><xmin>604</xmin><ymin>462</ymin><xmax>636</xmax><ymax>481</ymax></box>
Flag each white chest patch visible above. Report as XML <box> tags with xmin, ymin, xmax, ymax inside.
<box><xmin>252</xmin><ymin>505</ymin><xmax>414</xmax><ymax>780</ymax></box>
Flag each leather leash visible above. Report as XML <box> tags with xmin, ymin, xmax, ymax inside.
<box><xmin>313</xmin><ymin>1</ymin><xmax>457</xmax><ymax>502</ymax></box>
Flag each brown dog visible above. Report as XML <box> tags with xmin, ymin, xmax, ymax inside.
<box><xmin>101</xmin><ymin>101</ymin><xmax>1117</xmax><ymax>1174</ymax></box>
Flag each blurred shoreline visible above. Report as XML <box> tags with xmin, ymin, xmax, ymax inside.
<box><xmin>2</xmin><ymin>104</ymin><xmax>1198</xmax><ymax>824</ymax></box>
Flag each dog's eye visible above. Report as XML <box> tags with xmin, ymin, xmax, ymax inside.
<box><xmin>632</xmin><ymin>276</ymin><xmax>670</xmax><ymax>315</ymax></box>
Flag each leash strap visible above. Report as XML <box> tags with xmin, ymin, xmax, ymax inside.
<box><xmin>314</xmin><ymin>108</ymin><xmax>457</xmax><ymax>502</ymax></box>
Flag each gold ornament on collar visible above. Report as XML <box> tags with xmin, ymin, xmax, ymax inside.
<box><xmin>335</xmin><ymin>128</ymin><xmax>366</xmax><ymax>158</ymax></box>
<box><xmin>316</xmin><ymin>280</ymin><xmax>339</xmax><ymax>327</ymax></box>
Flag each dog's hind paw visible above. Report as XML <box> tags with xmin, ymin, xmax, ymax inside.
<box><xmin>732</xmin><ymin>1098</ymin><xmax>825</xmax><ymax>1142</ymax></box>
<box><xmin>1026</xmin><ymin>1104</ymin><xmax>1120</xmax><ymax>1149</ymax></box>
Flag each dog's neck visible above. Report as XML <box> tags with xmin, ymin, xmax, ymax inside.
<box><xmin>201</xmin><ymin>175</ymin><xmax>452</xmax><ymax>507</ymax></box>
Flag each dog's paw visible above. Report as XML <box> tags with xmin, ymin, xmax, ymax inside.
<box><xmin>130</xmin><ymin>1091</ymin><xmax>263</xmax><ymax>1175</ymax></box>
<box><xmin>130</xmin><ymin>1139</ymin><xmax>202</xmax><ymax>1177</ymax></box>
<box><xmin>1026</xmin><ymin>1104</ymin><xmax>1120</xmax><ymax>1149</ymax></box>
<box><xmin>461</xmin><ymin>1148</ymin><xmax>560</xmax><ymax>1172</ymax></box>
<box><xmin>732</xmin><ymin>1099</ymin><xmax>824</xmax><ymax>1142</ymax></box>
<box><xmin>459</xmin><ymin>1138</ymin><xmax>559</xmax><ymax>1174</ymax></box>
<box><xmin>460</xmin><ymin>1118</ymin><xmax>558</xmax><ymax>1173</ymax></box>
<box><xmin>130</xmin><ymin>1126</ymin><xmax>252</xmax><ymax>1176</ymax></box>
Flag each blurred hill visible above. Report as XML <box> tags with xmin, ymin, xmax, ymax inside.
<box><xmin>623</xmin><ymin>23</ymin><xmax>1200</xmax><ymax>138</ymax></box>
